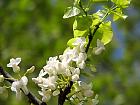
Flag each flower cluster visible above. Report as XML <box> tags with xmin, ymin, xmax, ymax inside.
<box><xmin>6</xmin><ymin>58</ymin><xmax>34</xmax><ymax>99</ymax></box>
<box><xmin>32</xmin><ymin>37</ymin><xmax>89</xmax><ymax>102</ymax></box>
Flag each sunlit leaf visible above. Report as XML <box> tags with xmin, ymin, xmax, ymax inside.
<box><xmin>67</xmin><ymin>38</ymin><xmax>77</xmax><ymax>47</ymax></box>
<box><xmin>112</xmin><ymin>8</ymin><xmax>128</xmax><ymax>21</ymax></box>
<box><xmin>111</xmin><ymin>0</ymin><xmax>131</xmax><ymax>8</ymax></box>
<box><xmin>63</xmin><ymin>6</ymin><xmax>80</xmax><ymax>19</ymax></box>
<box><xmin>73</xmin><ymin>16</ymin><xmax>92</xmax><ymax>37</ymax></box>
<box><xmin>101</xmin><ymin>21</ymin><xmax>113</xmax><ymax>45</ymax></box>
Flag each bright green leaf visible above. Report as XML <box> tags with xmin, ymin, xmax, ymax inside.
<box><xmin>111</xmin><ymin>0</ymin><xmax>131</xmax><ymax>8</ymax></box>
<box><xmin>112</xmin><ymin>8</ymin><xmax>128</xmax><ymax>21</ymax></box>
<box><xmin>67</xmin><ymin>38</ymin><xmax>77</xmax><ymax>47</ymax></box>
<box><xmin>91</xmin><ymin>21</ymin><xmax>113</xmax><ymax>47</ymax></box>
<box><xmin>63</xmin><ymin>6</ymin><xmax>80</xmax><ymax>19</ymax></box>
<box><xmin>73</xmin><ymin>16</ymin><xmax>92</xmax><ymax>37</ymax></box>
<box><xmin>101</xmin><ymin>21</ymin><xmax>113</xmax><ymax>45</ymax></box>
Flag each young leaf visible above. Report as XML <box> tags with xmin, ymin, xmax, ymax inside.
<box><xmin>67</xmin><ymin>38</ymin><xmax>77</xmax><ymax>47</ymax></box>
<box><xmin>112</xmin><ymin>8</ymin><xmax>127</xmax><ymax>21</ymax></box>
<box><xmin>73</xmin><ymin>16</ymin><xmax>92</xmax><ymax>37</ymax></box>
<box><xmin>91</xmin><ymin>21</ymin><xmax>113</xmax><ymax>47</ymax></box>
<box><xmin>63</xmin><ymin>6</ymin><xmax>80</xmax><ymax>19</ymax></box>
<box><xmin>111</xmin><ymin>0</ymin><xmax>131</xmax><ymax>8</ymax></box>
<box><xmin>101</xmin><ymin>21</ymin><xmax>113</xmax><ymax>45</ymax></box>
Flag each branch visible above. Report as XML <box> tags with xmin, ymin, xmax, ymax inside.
<box><xmin>0</xmin><ymin>66</ymin><xmax>47</xmax><ymax>105</ymax></box>
<box><xmin>85</xmin><ymin>22</ymin><xmax>102</xmax><ymax>53</ymax></box>
<box><xmin>58</xmin><ymin>81</ymin><xmax>73</xmax><ymax>105</ymax></box>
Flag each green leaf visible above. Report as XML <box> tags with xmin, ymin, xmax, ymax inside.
<box><xmin>92</xmin><ymin>0</ymin><xmax>109</xmax><ymax>2</ymax></box>
<box><xmin>73</xmin><ymin>16</ymin><xmax>92</xmax><ymax>37</ymax></box>
<box><xmin>101</xmin><ymin>21</ymin><xmax>113</xmax><ymax>45</ymax></box>
<box><xmin>63</xmin><ymin>6</ymin><xmax>80</xmax><ymax>19</ymax></box>
<box><xmin>112</xmin><ymin>8</ymin><xmax>128</xmax><ymax>21</ymax></box>
<box><xmin>91</xmin><ymin>21</ymin><xmax>113</xmax><ymax>47</ymax></box>
<box><xmin>67</xmin><ymin>38</ymin><xmax>77</xmax><ymax>47</ymax></box>
<box><xmin>111</xmin><ymin>0</ymin><xmax>131</xmax><ymax>8</ymax></box>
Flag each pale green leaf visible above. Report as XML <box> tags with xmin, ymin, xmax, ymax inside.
<box><xmin>67</xmin><ymin>38</ymin><xmax>77</xmax><ymax>47</ymax></box>
<box><xmin>63</xmin><ymin>6</ymin><xmax>80</xmax><ymax>19</ymax></box>
<box><xmin>101</xmin><ymin>21</ymin><xmax>113</xmax><ymax>45</ymax></box>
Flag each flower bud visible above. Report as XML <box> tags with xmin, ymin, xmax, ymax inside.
<box><xmin>27</xmin><ymin>66</ymin><xmax>35</xmax><ymax>74</ymax></box>
<box><xmin>12</xmin><ymin>64</ymin><xmax>20</xmax><ymax>73</ymax></box>
<box><xmin>0</xmin><ymin>75</ymin><xmax>4</xmax><ymax>82</ymax></box>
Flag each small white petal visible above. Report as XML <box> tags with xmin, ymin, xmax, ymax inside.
<box><xmin>72</xmin><ymin>74</ymin><xmax>79</xmax><ymax>81</ymax></box>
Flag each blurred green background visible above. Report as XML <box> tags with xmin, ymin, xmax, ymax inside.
<box><xmin>0</xmin><ymin>0</ymin><xmax>140</xmax><ymax>105</ymax></box>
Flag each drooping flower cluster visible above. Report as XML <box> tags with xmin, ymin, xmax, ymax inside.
<box><xmin>32</xmin><ymin>37</ymin><xmax>89</xmax><ymax>102</ymax></box>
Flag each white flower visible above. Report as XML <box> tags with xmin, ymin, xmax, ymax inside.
<box><xmin>72</xmin><ymin>74</ymin><xmax>79</xmax><ymax>81</ymax></box>
<box><xmin>71</xmin><ymin>68</ymin><xmax>80</xmax><ymax>75</ymax></box>
<box><xmin>39</xmin><ymin>89</ymin><xmax>52</xmax><ymax>102</ymax></box>
<box><xmin>72</xmin><ymin>37</ymin><xmax>87</xmax><ymax>52</ymax></box>
<box><xmin>32</xmin><ymin>69</ymin><xmax>47</xmax><ymax>84</ymax></box>
<box><xmin>7</xmin><ymin>58</ymin><xmax>21</xmax><ymax>72</ymax></box>
<box><xmin>40</xmin><ymin>76</ymin><xmax>58</xmax><ymax>90</ymax></box>
<box><xmin>11</xmin><ymin>76</ymin><xmax>28</xmax><ymax>99</ymax></box>
<box><xmin>43</xmin><ymin>56</ymin><xmax>59</xmax><ymax>76</ymax></box>
<box><xmin>60</xmin><ymin>47</ymin><xmax>78</xmax><ymax>67</ymax></box>
<box><xmin>0</xmin><ymin>75</ymin><xmax>4</xmax><ymax>82</ymax></box>
<box><xmin>94</xmin><ymin>39</ymin><xmax>105</xmax><ymax>55</ymax></box>
<box><xmin>76</xmin><ymin>53</ymin><xmax>87</xmax><ymax>69</ymax></box>
<box><xmin>7</xmin><ymin>58</ymin><xmax>21</xmax><ymax>67</ymax></box>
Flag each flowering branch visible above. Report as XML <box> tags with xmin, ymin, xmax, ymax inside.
<box><xmin>0</xmin><ymin>0</ymin><xmax>130</xmax><ymax>105</ymax></box>
<box><xmin>0</xmin><ymin>66</ymin><xmax>47</xmax><ymax>105</ymax></box>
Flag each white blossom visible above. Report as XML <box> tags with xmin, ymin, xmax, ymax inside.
<box><xmin>39</xmin><ymin>76</ymin><xmax>58</xmax><ymax>90</ymax></box>
<box><xmin>7</xmin><ymin>58</ymin><xmax>21</xmax><ymax>72</ymax></box>
<box><xmin>0</xmin><ymin>75</ymin><xmax>4</xmax><ymax>82</ymax></box>
<box><xmin>11</xmin><ymin>76</ymin><xmax>28</xmax><ymax>99</ymax></box>
<box><xmin>72</xmin><ymin>74</ymin><xmax>79</xmax><ymax>81</ymax></box>
<box><xmin>32</xmin><ymin>69</ymin><xmax>47</xmax><ymax>84</ymax></box>
<box><xmin>94</xmin><ymin>39</ymin><xmax>105</xmax><ymax>55</ymax></box>
<box><xmin>39</xmin><ymin>89</ymin><xmax>52</xmax><ymax>102</ymax></box>
<box><xmin>72</xmin><ymin>37</ymin><xmax>87</xmax><ymax>52</ymax></box>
